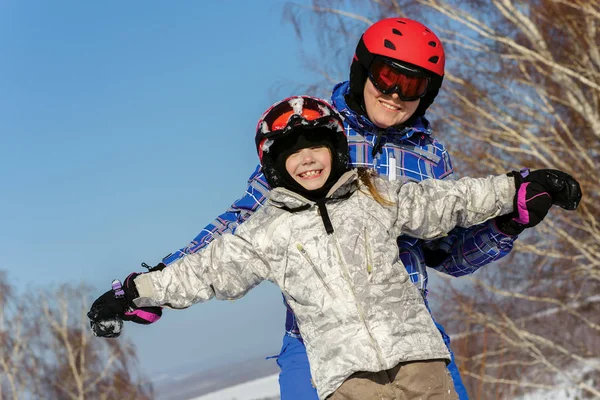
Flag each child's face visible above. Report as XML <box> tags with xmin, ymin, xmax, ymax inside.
<box><xmin>285</xmin><ymin>146</ymin><xmax>332</xmax><ymax>191</ymax></box>
<box><xmin>363</xmin><ymin>79</ymin><xmax>420</xmax><ymax>128</ymax></box>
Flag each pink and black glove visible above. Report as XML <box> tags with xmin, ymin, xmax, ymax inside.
<box><xmin>495</xmin><ymin>168</ymin><xmax>582</xmax><ymax>235</ymax></box>
<box><xmin>88</xmin><ymin>264</ymin><xmax>165</xmax><ymax>338</ymax></box>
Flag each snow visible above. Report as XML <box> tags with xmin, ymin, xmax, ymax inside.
<box><xmin>517</xmin><ymin>386</ymin><xmax>586</xmax><ymax>400</ymax></box>
<box><xmin>515</xmin><ymin>358</ymin><xmax>600</xmax><ymax>400</ymax></box>
<box><xmin>93</xmin><ymin>317</ymin><xmax>123</xmax><ymax>336</ymax></box>
<box><xmin>187</xmin><ymin>373</ymin><xmax>280</xmax><ymax>400</ymax></box>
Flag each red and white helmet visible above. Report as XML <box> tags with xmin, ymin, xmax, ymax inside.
<box><xmin>255</xmin><ymin>96</ymin><xmax>349</xmax><ymax>189</ymax></box>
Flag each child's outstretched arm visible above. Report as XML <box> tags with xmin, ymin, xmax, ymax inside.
<box><xmin>393</xmin><ymin>170</ymin><xmax>581</xmax><ymax>240</ymax></box>
<box><xmin>418</xmin><ymin>169</ymin><xmax>582</xmax><ymax>275</ymax></box>
<box><xmin>133</xmin><ymin>230</ymin><xmax>269</xmax><ymax>309</ymax></box>
<box><xmin>393</xmin><ymin>174</ymin><xmax>514</xmax><ymax>240</ymax></box>
<box><xmin>88</xmin><ymin>166</ymin><xmax>271</xmax><ymax>337</ymax></box>
<box><xmin>88</xmin><ymin>226</ymin><xmax>270</xmax><ymax>337</ymax></box>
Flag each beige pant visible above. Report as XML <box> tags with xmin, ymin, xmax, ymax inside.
<box><xmin>327</xmin><ymin>360</ymin><xmax>458</xmax><ymax>400</ymax></box>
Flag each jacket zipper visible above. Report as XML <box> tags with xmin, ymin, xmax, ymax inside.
<box><xmin>296</xmin><ymin>243</ymin><xmax>333</xmax><ymax>297</ymax></box>
<box><xmin>332</xmin><ymin>232</ymin><xmax>386</xmax><ymax>370</ymax></box>
<box><xmin>364</xmin><ymin>227</ymin><xmax>373</xmax><ymax>282</ymax></box>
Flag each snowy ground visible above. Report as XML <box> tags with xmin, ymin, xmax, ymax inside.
<box><xmin>517</xmin><ymin>385</ymin><xmax>589</xmax><ymax>400</ymax></box>
<box><xmin>516</xmin><ymin>358</ymin><xmax>599</xmax><ymax>400</ymax></box>
<box><xmin>187</xmin><ymin>373</ymin><xmax>280</xmax><ymax>400</ymax></box>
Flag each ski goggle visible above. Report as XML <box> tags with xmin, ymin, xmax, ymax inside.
<box><xmin>368</xmin><ymin>57</ymin><xmax>431</xmax><ymax>101</ymax></box>
<box><xmin>256</xmin><ymin>96</ymin><xmax>344</xmax><ymax>160</ymax></box>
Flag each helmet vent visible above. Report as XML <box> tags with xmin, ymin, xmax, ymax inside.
<box><xmin>392</xmin><ymin>28</ymin><xmax>403</xmax><ymax>36</ymax></box>
<box><xmin>396</xmin><ymin>20</ymin><xmax>406</xmax><ymax>24</ymax></box>
<box><xmin>428</xmin><ymin>41</ymin><xmax>437</xmax><ymax>47</ymax></box>
<box><xmin>428</xmin><ymin>56</ymin><xmax>440</xmax><ymax>64</ymax></box>
<box><xmin>384</xmin><ymin>39</ymin><xmax>396</xmax><ymax>50</ymax></box>
<box><xmin>425</xmin><ymin>28</ymin><xmax>431</xmax><ymax>33</ymax></box>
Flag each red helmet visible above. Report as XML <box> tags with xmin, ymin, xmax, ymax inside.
<box><xmin>349</xmin><ymin>18</ymin><xmax>445</xmax><ymax>118</ymax></box>
<box><xmin>360</xmin><ymin>17</ymin><xmax>445</xmax><ymax>77</ymax></box>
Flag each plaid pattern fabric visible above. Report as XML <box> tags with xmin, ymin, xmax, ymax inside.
<box><xmin>161</xmin><ymin>82</ymin><xmax>517</xmax><ymax>339</ymax></box>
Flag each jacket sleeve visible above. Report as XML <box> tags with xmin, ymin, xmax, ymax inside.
<box><xmin>132</xmin><ymin>227</ymin><xmax>269</xmax><ymax>309</ymax></box>
<box><xmin>160</xmin><ymin>165</ymin><xmax>270</xmax><ymax>266</ymax></box>
<box><xmin>392</xmin><ymin>174</ymin><xmax>516</xmax><ymax>241</ymax></box>
<box><xmin>422</xmin><ymin>146</ymin><xmax>518</xmax><ymax>277</ymax></box>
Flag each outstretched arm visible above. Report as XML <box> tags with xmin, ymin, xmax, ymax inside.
<box><xmin>90</xmin><ymin>165</ymin><xmax>271</xmax><ymax>334</ymax></box>
<box><xmin>395</xmin><ymin>168</ymin><xmax>581</xmax><ymax>245</ymax></box>
<box><xmin>393</xmin><ymin>174</ymin><xmax>516</xmax><ymax>240</ymax></box>
<box><xmin>134</xmin><ymin>227</ymin><xmax>269</xmax><ymax>309</ymax></box>
<box><xmin>87</xmin><ymin>216</ymin><xmax>271</xmax><ymax>337</ymax></box>
<box><xmin>395</xmin><ymin>144</ymin><xmax>517</xmax><ymax>277</ymax></box>
<box><xmin>418</xmin><ymin>168</ymin><xmax>582</xmax><ymax>276</ymax></box>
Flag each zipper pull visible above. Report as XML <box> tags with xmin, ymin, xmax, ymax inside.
<box><xmin>365</xmin><ymin>227</ymin><xmax>373</xmax><ymax>281</ymax></box>
<box><xmin>388</xmin><ymin>152</ymin><xmax>397</xmax><ymax>181</ymax></box>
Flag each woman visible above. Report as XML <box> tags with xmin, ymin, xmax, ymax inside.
<box><xmin>90</xmin><ymin>18</ymin><xmax>544</xmax><ymax>400</ymax></box>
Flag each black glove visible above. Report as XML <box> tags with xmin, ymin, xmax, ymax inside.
<box><xmin>496</xmin><ymin>168</ymin><xmax>582</xmax><ymax>235</ymax></box>
<box><xmin>88</xmin><ymin>272</ymin><xmax>163</xmax><ymax>338</ymax></box>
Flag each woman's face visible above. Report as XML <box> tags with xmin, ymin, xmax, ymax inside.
<box><xmin>285</xmin><ymin>146</ymin><xmax>332</xmax><ymax>191</ymax></box>
<box><xmin>363</xmin><ymin>79</ymin><xmax>420</xmax><ymax>129</ymax></box>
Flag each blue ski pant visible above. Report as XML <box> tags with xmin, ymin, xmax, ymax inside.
<box><xmin>276</xmin><ymin>322</ymin><xmax>469</xmax><ymax>400</ymax></box>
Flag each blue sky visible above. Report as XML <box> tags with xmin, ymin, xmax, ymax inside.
<box><xmin>0</xmin><ymin>0</ymin><xmax>351</xmax><ymax>376</ymax></box>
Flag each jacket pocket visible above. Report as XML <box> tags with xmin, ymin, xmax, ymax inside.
<box><xmin>296</xmin><ymin>243</ymin><xmax>333</xmax><ymax>296</ymax></box>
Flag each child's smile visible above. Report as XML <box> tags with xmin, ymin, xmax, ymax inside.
<box><xmin>299</xmin><ymin>169</ymin><xmax>323</xmax><ymax>178</ymax></box>
<box><xmin>285</xmin><ymin>146</ymin><xmax>332</xmax><ymax>191</ymax></box>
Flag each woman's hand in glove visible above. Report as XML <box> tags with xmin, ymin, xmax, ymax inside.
<box><xmin>495</xmin><ymin>169</ymin><xmax>582</xmax><ymax>235</ymax></box>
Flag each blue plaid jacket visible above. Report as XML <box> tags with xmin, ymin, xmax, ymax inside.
<box><xmin>162</xmin><ymin>81</ymin><xmax>517</xmax><ymax>338</ymax></box>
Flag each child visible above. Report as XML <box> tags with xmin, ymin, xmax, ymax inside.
<box><xmin>89</xmin><ymin>96</ymin><xmax>580</xmax><ymax>400</ymax></box>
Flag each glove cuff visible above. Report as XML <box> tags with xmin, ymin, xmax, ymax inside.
<box><xmin>490</xmin><ymin>217</ymin><xmax>520</xmax><ymax>237</ymax></box>
<box><xmin>496</xmin><ymin>168</ymin><xmax>531</xmax><ymax>236</ymax></box>
<box><xmin>507</xmin><ymin>168</ymin><xmax>530</xmax><ymax>188</ymax></box>
<box><xmin>494</xmin><ymin>214</ymin><xmax>525</xmax><ymax>236</ymax></box>
<box><xmin>123</xmin><ymin>272</ymin><xmax>141</xmax><ymax>300</ymax></box>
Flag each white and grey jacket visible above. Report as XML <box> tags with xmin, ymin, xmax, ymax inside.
<box><xmin>134</xmin><ymin>170</ymin><xmax>515</xmax><ymax>399</ymax></box>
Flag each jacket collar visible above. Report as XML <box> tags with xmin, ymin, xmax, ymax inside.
<box><xmin>268</xmin><ymin>170</ymin><xmax>358</xmax><ymax>210</ymax></box>
<box><xmin>331</xmin><ymin>81</ymin><xmax>433</xmax><ymax>142</ymax></box>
